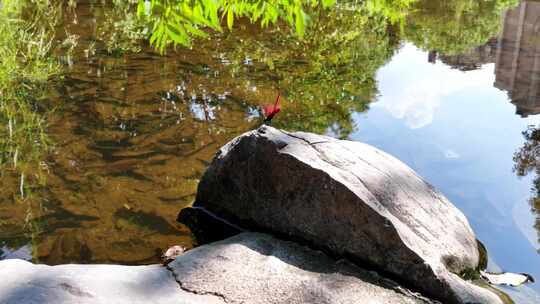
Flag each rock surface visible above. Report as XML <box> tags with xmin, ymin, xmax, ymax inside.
<box><xmin>0</xmin><ymin>259</ymin><xmax>222</xmax><ymax>304</ymax></box>
<box><xmin>0</xmin><ymin>233</ymin><xmax>434</xmax><ymax>304</ymax></box>
<box><xmin>194</xmin><ymin>125</ymin><xmax>502</xmax><ymax>304</ymax></box>
<box><xmin>169</xmin><ymin>232</ymin><xmax>436</xmax><ymax>304</ymax></box>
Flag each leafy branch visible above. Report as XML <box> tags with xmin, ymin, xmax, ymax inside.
<box><xmin>137</xmin><ymin>0</ymin><xmax>336</xmax><ymax>52</ymax></box>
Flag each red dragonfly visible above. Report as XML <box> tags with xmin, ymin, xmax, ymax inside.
<box><xmin>263</xmin><ymin>93</ymin><xmax>281</xmax><ymax>124</ymax></box>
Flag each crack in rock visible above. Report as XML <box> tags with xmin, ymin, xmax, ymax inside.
<box><xmin>164</xmin><ymin>264</ymin><xmax>229</xmax><ymax>303</ymax></box>
<box><xmin>58</xmin><ymin>282</ymin><xmax>94</xmax><ymax>298</ymax></box>
<box><xmin>275</xmin><ymin>128</ymin><xmax>330</xmax><ymax>147</ymax></box>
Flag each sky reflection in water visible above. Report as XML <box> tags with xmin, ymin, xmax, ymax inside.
<box><xmin>353</xmin><ymin>42</ymin><xmax>540</xmax><ymax>299</ymax></box>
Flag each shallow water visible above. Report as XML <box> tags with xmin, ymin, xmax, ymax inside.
<box><xmin>1</xmin><ymin>0</ymin><xmax>540</xmax><ymax>302</ymax></box>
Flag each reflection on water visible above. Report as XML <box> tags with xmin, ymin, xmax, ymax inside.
<box><xmin>496</xmin><ymin>1</ymin><xmax>540</xmax><ymax>117</ymax></box>
<box><xmin>440</xmin><ymin>40</ymin><xmax>499</xmax><ymax>71</ymax></box>
<box><xmin>355</xmin><ymin>1</ymin><xmax>540</xmax><ymax>301</ymax></box>
<box><xmin>499</xmin><ymin>2</ymin><xmax>540</xmax><ymax>263</ymax></box>
<box><xmin>1</xmin><ymin>1</ymin><xmax>265</xmax><ymax>264</ymax></box>
<box><xmin>446</xmin><ymin>0</ymin><xmax>540</xmax><ymax>252</ymax></box>
<box><xmin>16</xmin><ymin>49</ymin><xmax>262</xmax><ymax>264</ymax></box>
<box><xmin>2</xmin><ymin>0</ymin><xmax>540</xmax><ymax>302</ymax></box>
<box><xmin>358</xmin><ymin>45</ymin><xmax>540</xmax><ymax>301</ymax></box>
<box><xmin>440</xmin><ymin>0</ymin><xmax>540</xmax><ymax>117</ymax></box>
<box><xmin>514</xmin><ymin>126</ymin><xmax>540</xmax><ymax>243</ymax></box>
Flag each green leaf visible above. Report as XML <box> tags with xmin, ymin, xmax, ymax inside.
<box><xmin>294</xmin><ymin>6</ymin><xmax>305</xmax><ymax>37</ymax></box>
<box><xmin>227</xmin><ymin>8</ymin><xmax>234</xmax><ymax>30</ymax></box>
<box><xmin>322</xmin><ymin>0</ymin><xmax>336</xmax><ymax>8</ymax></box>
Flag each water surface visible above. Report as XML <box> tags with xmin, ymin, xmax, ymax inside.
<box><xmin>1</xmin><ymin>0</ymin><xmax>540</xmax><ymax>302</ymax></box>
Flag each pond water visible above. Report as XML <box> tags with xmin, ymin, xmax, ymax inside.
<box><xmin>1</xmin><ymin>0</ymin><xmax>540</xmax><ymax>302</ymax></box>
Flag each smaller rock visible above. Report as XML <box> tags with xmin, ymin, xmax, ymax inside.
<box><xmin>480</xmin><ymin>271</ymin><xmax>535</xmax><ymax>287</ymax></box>
<box><xmin>161</xmin><ymin>245</ymin><xmax>186</xmax><ymax>265</ymax></box>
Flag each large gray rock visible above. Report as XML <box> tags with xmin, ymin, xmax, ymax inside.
<box><xmin>194</xmin><ymin>126</ymin><xmax>502</xmax><ymax>304</ymax></box>
<box><xmin>0</xmin><ymin>233</ymin><xmax>434</xmax><ymax>304</ymax></box>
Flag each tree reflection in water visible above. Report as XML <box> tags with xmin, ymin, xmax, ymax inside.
<box><xmin>514</xmin><ymin>126</ymin><xmax>540</xmax><ymax>250</ymax></box>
